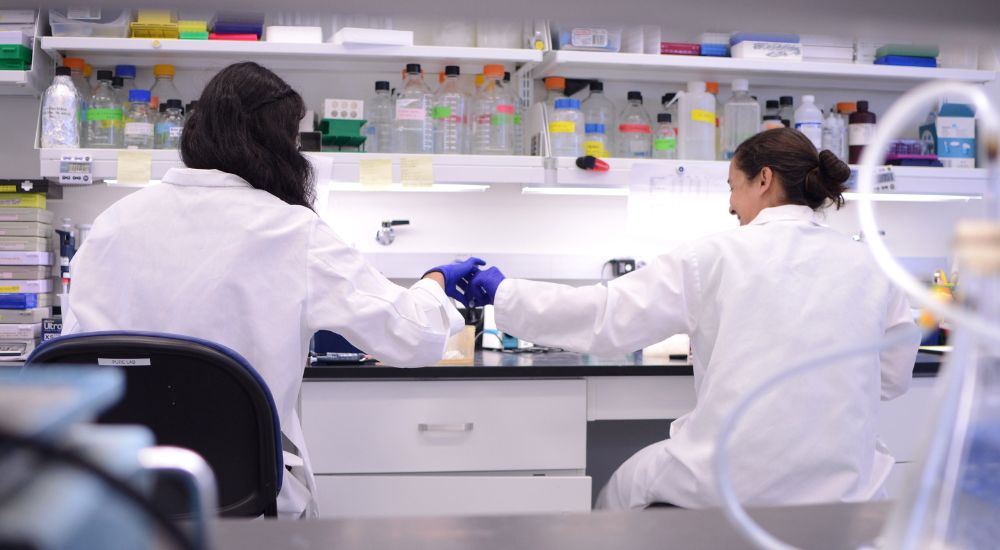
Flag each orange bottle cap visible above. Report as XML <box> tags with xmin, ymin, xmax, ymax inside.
<box><xmin>483</xmin><ymin>64</ymin><xmax>504</xmax><ymax>77</ymax></box>
<box><xmin>837</xmin><ymin>102</ymin><xmax>857</xmax><ymax>114</ymax></box>
<box><xmin>153</xmin><ymin>64</ymin><xmax>175</xmax><ymax>77</ymax></box>
<box><xmin>706</xmin><ymin>82</ymin><xmax>719</xmax><ymax>94</ymax></box>
<box><xmin>63</xmin><ymin>57</ymin><xmax>85</xmax><ymax>70</ymax></box>
<box><xmin>545</xmin><ymin>76</ymin><xmax>566</xmax><ymax>90</ymax></box>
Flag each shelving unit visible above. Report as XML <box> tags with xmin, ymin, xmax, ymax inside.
<box><xmin>534</xmin><ymin>50</ymin><xmax>997</xmax><ymax>92</ymax></box>
<box><xmin>0</xmin><ymin>12</ymin><xmax>52</xmax><ymax>97</ymax></box>
<box><xmin>39</xmin><ymin>37</ymin><xmax>542</xmax><ymax>74</ymax></box>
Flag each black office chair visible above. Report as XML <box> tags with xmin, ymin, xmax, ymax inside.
<box><xmin>26</xmin><ymin>331</ymin><xmax>283</xmax><ymax>518</ymax></box>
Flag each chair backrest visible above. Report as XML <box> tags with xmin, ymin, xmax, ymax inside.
<box><xmin>26</xmin><ymin>331</ymin><xmax>282</xmax><ymax>518</ymax></box>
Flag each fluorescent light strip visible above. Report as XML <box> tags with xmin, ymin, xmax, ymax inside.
<box><xmin>842</xmin><ymin>192</ymin><xmax>978</xmax><ymax>203</ymax></box>
<box><xmin>325</xmin><ymin>182</ymin><xmax>489</xmax><ymax>193</ymax></box>
<box><xmin>521</xmin><ymin>186</ymin><xmax>629</xmax><ymax>197</ymax></box>
<box><xmin>103</xmin><ymin>179</ymin><xmax>162</xmax><ymax>186</ymax></box>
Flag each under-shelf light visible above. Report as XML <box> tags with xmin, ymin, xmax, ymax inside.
<box><xmin>103</xmin><ymin>179</ymin><xmax>162</xmax><ymax>186</ymax></box>
<box><xmin>521</xmin><ymin>186</ymin><xmax>629</xmax><ymax>197</ymax></box>
<box><xmin>324</xmin><ymin>182</ymin><xmax>489</xmax><ymax>193</ymax></box>
<box><xmin>842</xmin><ymin>192</ymin><xmax>979</xmax><ymax>203</ymax></box>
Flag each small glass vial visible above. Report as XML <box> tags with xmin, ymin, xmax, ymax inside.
<box><xmin>652</xmin><ymin>113</ymin><xmax>678</xmax><ymax>160</ymax></box>
<box><xmin>155</xmin><ymin>99</ymin><xmax>185</xmax><ymax>149</ymax></box>
<box><xmin>123</xmin><ymin>89</ymin><xmax>155</xmax><ymax>149</ymax></box>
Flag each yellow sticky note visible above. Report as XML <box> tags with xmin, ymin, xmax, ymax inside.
<box><xmin>400</xmin><ymin>156</ymin><xmax>434</xmax><ymax>187</ymax></box>
<box><xmin>359</xmin><ymin>158</ymin><xmax>393</xmax><ymax>188</ymax></box>
<box><xmin>116</xmin><ymin>150</ymin><xmax>153</xmax><ymax>185</ymax></box>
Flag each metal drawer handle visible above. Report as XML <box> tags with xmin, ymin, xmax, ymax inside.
<box><xmin>418</xmin><ymin>423</ymin><xmax>474</xmax><ymax>433</ymax></box>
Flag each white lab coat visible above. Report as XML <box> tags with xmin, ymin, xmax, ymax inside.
<box><xmin>63</xmin><ymin>167</ymin><xmax>463</xmax><ymax>518</ymax></box>
<box><xmin>493</xmin><ymin>204</ymin><xmax>920</xmax><ymax>509</ymax></box>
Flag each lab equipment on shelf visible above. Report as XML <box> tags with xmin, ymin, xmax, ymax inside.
<box><xmin>848</xmin><ymin>100</ymin><xmax>877</xmax><ymax>164</ymax></box>
<box><xmin>149</xmin><ymin>64</ymin><xmax>181</xmax><ymax>110</ymax></box>
<box><xmin>123</xmin><ymin>89</ymin><xmax>154</xmax><ymax>149</ymax></box>
<box><xmin>549</xmin><ymin>98</ymin><xmax>584</xmax><ymax>157</ymax></box>
<box><xmin>721</xmin><ymin>79</ymin><xmax>760</xmax><ymax>159</ymax></box>
<box><xmin>362</xmin><ymin>81</ymin><xmax>393</xmax><ymax>153</ymax></box>
<box><xmin>617</xmin><ymin>91</ymin><xmax>652</xmax><ymax>158</ymax></box>
<box><xmin>471</xmin><ymin>64</ymin><xmax>514</xmax><ymax>155</ymax></box>
<box><xmin>40</xmin><ymin>67</ymin><xmax>81</xmax><ymax>149</ymax></box>
<box><xmin>582</xmin><ymin>80</ymin><xmax>615</xmax><ymax>157</ymax></box>
<box><xmin>794</xmin><ymin>94</ymin><xmax>824</xmax><ymax>151</ymax></box>
<box><xmin>84</xmin><ymin>70</ymin><xmax>122</xmax><ymax>149</ymax></box>
<box><xmin>653</xmin><ymin>113</ymin><xmax>678</xmax><ymax>160</ymax></box>
<box><xmin>393</xmin><ymin>63</ymin><xmax>434</xmax><ymax>154</ymax></box>
<box><xmin>432</xmin><ymin>65</ymin><xmax>467</xmax><ymax>155</ymax></box>
<box><xmin>154</xmin><ymin>99</ymin><xmax>184</xmax><ymax>149</ymax></box>
<box><xmin>677</xmin><ymin>81</ymin><xmax>716</xmax><ymax>160</ymax></box>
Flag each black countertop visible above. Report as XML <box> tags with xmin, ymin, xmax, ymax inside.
<box><xmin>304</xmin><ymin>350</ymin><xmax>944</xmax><ymax>380</ymax></box>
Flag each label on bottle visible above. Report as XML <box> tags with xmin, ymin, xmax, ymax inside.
<box><xmin>549</xmin><ymin>121</ymin><xmax>576</xmax><ymax>133</ymax></box>
<box><xmin>618</xmin><ymin>124</ymin><xmax>651</xmax><ymax>134</ymax></box>
<box><xmin>169</xmin><ymin>126</ymin><xmax>183</xmax><ymax>139</ymax></box>
<box><xmin>514</xmin><ymin>113</ymin><xmax>522</xmax><ymax>125</ymax></box>
<box><xmin>395</xmin><ymin>99</ymin><xmax>426</xmax><ymax>121</ymax></box>
<box><xmin>691</xmin><ymin>109</ymin><xmax>715</xmax><ymax>124</ymax></box>
<box><xmin>496</xmin><ymin>104</ymin><xmax>515</xmax><ymax>115</ymax></box>
<box><xmin>571</xmin><ymin>28</ymin><xmax>609</xmax><ymax>48</ymax></box>
<box><xmin>85</xmin><ymin>108</ymin><xmax>122</xmax><ymax>122</ymax></box>
<box><xmin>795</xmin><ymin>122</ymin><xmax>823</xmax><ymax>149</ymax></box>
<box><xmin>491</xmin><ymin>113</ymin><xmax>513</xmax><ymax>126</ymax></box>
<box><xmin>124</xmin><ymin>122</ymin><xmax>153</xmax><ymax>137</ymax></box>
<box><xmin>654</xmin><ymin>137</ymin><xmax>677</xmax><ymax>151</ymax></box>
<box><xmin>431</xmin><ymin>106</ymin><xmax>452</xmax><ymax>120</ymax></box>
<box><xmin>849</xmin><ymin>123</ymin><xmax>876</xmax><ymax>146</ymax></box>
<box><xmin>584</xmin><ymin>141</ymin><xmax>608</xmax><ymax>157</ymax></box>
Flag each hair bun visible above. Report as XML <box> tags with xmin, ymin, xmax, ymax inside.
<box><xmin>818</xmin><ymin>149</ymin><xmax>851</xmax><ymax>185</ymax></box>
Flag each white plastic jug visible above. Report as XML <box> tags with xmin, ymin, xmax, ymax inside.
<box><xmin>677</xmin><ymin>81</ymin><xmax>716</xmax><ymax>160</ymax></box>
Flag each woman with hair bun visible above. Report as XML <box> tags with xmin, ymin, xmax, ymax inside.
<box><xmin>461</xmin><ymin>128</ymin><xmax>921</xmax><ymax>510</ymax></box>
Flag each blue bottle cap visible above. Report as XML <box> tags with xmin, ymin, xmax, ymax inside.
<box><xmin>585</xmin><ymin>123</ymin><xmax>606</xmax><ymax>134</ymax></box>
<box><xmin>115</xmin><ymin>64</ymin><xmax>137</xmax><ymax>79</ymax></box>
<box><xmin>554</xmin><ymin>98</ymin><xmax>580</xmax><ymax>110</ymax></box>
<box><xmin>128</xmin><ymin>89</ymin><xmax>151</xmax><ymax>103</ymax></box>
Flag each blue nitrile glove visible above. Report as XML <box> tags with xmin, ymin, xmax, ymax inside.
<box><xmin>467</xmin><ymin>267</ymin><xmax>506</xmax><ymax>307</ymax></box>
<box><xmin>424</xmin><ymin>257</ymin><xmax>486</xmax><ymax>307</ymax></box>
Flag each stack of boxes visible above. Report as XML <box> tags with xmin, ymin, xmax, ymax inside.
<box><xmin>0</xmin><ymin>9</ymin><xmax>35</xmax><ymax>71</ymax></box>
<box><xmin>0</xmin><ymin>181</ymin><xmax>55</xmax><ymax>361</ymax></box>
<box><xmin>800</xmin><ymin>35</ymin><xmax>855</xmax><ymax>64</ymax></box>
<box><xmin>874</xmin><ymin>44</ymin><xmax>939</xmax><ymax>68</ymax></box>
<box><xmin>729</xmin><ymin>33</ymin><xmax>803</xmax><ymax>61</ymax></box>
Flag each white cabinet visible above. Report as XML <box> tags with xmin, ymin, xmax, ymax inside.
<box><xmin>302</xmin><ymin>378</ymin><xmax>588</xmax><ymax>518</ymax></box>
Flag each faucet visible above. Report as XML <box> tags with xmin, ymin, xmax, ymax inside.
<box><xmin>376</xmin><ymin>219</ymin><xmax>410</xmax><ymax>246</ymax></box>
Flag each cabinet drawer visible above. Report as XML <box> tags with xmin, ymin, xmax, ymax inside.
<box><xmin>302</xmin><ymin>379</ymin><xmax>587</xmax><ymax>474</ymax></box>
<box><xmin>315</xmin><ymin>474</ymin><xmax>592</xmax><ymax>518</ymax></box>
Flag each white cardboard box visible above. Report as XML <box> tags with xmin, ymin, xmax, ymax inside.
<box><xmin>0</xmin><ymin>30</ymin><xmax>30</xmax><ymax>47</ymax></box>
<box><xmin>331</xmin><ymin>27</ymin><xmax>413</xmax><ymax>46</ymax></box>
<box><xmin>264</xmin><ymin>25</ymin><xmax>322</xmax><ymax>44</ymax></box>
<box><xmin>731</xmin><ymin>41</ymin><xmax>803</xmax><ymax>61</ymax></box>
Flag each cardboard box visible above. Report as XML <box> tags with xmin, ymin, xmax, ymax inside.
<box><xmin>920</xmin><ymin>103</ymin><xmax>976</xmax><ymax>168</ymax></box>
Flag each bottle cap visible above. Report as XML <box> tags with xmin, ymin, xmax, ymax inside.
<box><xmin>112</xmin><ymin>76</ymin><xmax>124</xmax><ymax>88</ymax></box>
<box><xmin>762</xmin><ymin>115</ymin><xmax>781</xmax><ymax>120</ymax></box>
<box><xmin>62</xmin><ymin>57</ymin><xmax>85</xmax><ymax>70</ymax></box>
<box><xmin>766</xmin><ymin>100</ymin><xmax>780</xmax><ymax>109</ymax></box>
<box><xmin>780</xmin><ymin>96</ymin><xmax>794</xmax><ymax>106</ymax></box>
<box><xmin>627</xmin><ymin>91</ymin><xmax>643</xmax><ymax>102</ymax></box>
<box><xmin>856</xmin><ymin>100</ymin><xmax>869</xmax><ymax>112</ymax></box>
<box><xmin>661</xmin><ymin>92</ymin><xmax>676</xmax><ymax>106</ymax></box>
<box><xmin>544</xmin><ymin>77</ymin><xmax>566</xmax><ymax>90</ymax></box>
<box><xmin>83</xmin><ymin>64</ymin><xmax>92</xmax><ymax>78</ymax></box>
<box><xmin>375</xmin><ymin>80</ymin><xmax>390</xmax><ymax>91</ymax></box>
<box><xmin>589</xmin><ymin>80</ymin><xmax>604</xmax><ymax>92</ymax></box>
<box><xmin>837</xmin><ymin>102</ymin><xmax>857</xmax><ymax>113</ymax></box>
<box><xmin>483</xmin><ymin>64</ymin><xmax>504</xmax><ymax>77</ymax></box>
<box><xmin>554</xmin><ymin>98</ymin><xmax>580</xmax><ymax>110</ymax></box>
<box><xmin>166</xmin><ymin>99</ymin><xmax>183</xmax><ymax>109</ymax></box>
<box><xmin>475</xmin><ymin>74</ymin><xmax>484</xmax><ymax>88</ymax></box>
<box><xmin>445</xmin><ymin>65</ymin><xmax>460</xmax><ymax>76</ymax></box>
<box><xmin>585</xmin><ymin>123</ymin><xmax>606</xmax><ymax>134</ymax></box>
<box><xmin>159</xmin><ymin>104</ymin><xmax>168</xmax><ymax>114</ymax></box>
<box><xmin>96</xmin><ymin>70</ymin><xmax>113</xmax><ymax>82</ymax></box>
<box><xmin>153</xmin><ymin>64</ymin><xmax>175</xmax><ymax>77</ymax></box>
<box><xmin>802</xmin><ymin>94</ymin><xmax>815</xmax><ymax>103</ymax></box>
<box><xmin>504</xmin><ymin>71</ymin><xmax>511</xmax><ymax>82</ymax></box>
<box><xmin>405</xmin><ymin>63</ymin><xmax>421</xmax><ymax>74</ymax></box>
<box><xmin>55</xmin><ymin>66</ymin><xmax>71</xmax><ymax>76</ymax></box>
<box><xmin>731</xmin><ymin>79</ymin><xmax>748</xmax><ymax>92</ymax></box>
<box><xmin>186</xmin><ymin>101</ymin><xmax>198</xmax><ymax>113</ymax></box>
<box><xmin>129</xmin><ymin>89</ymin><xmax>152</xmax><ymax>103</ymax></box>
<box><xmin>114</xmin><ymin>64</ymin><xmax>136</xmax><ymax>79</ymax></box>
<box><xmin>706</xmin><ymin>82</ymin><xmax>719</xmax><ymax>94</ymax></box>
<box><xmin>658</xmin><ymin>113</ymin><xmax>672</xmax><ymax>123</ymax></box>
<box><xmin>688</xmin><ymin>81</ymin><xmax>706</xmax><ymax>93</ymax></box>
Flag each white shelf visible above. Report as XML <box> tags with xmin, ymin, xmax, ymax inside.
<box><xmin>535</xmin><ymin>50</ymin><xmax>997</xmax><ymax>92</ymax></box>
<box><xmin>40</xmin><ymin>37</ymin><xmax>542</xmax><ymax>73</ymax></box>
<box><xmin>0</xmin><ymin>67</ymin><xmax>48</xmax><ymax>96</ymax></box>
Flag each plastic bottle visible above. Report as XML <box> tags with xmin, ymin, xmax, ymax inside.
<box><xmin>548</xmin><ymin>98</ymin><xmax>584</xmax><ymax>157</ymax></box>
<box><xmin>432</xmin><ymin>66</ymin><xmax>467</xmax><ymax>155</ymax></box>
<box><xmin>778</xmin><ymin>96</ymin><xmax>794</xmax><ymax>128</ymax></box>
<box><xmin>393</xmin><ymin>64</ymin><xmax>434</xmax><ymax>154</ymax></box>
<box><xmin>721</xmin><ymin>79</ymin><xmax>761</xmax><ymax>159</ymax></box>
<box><xmin>677</xmin><ymin>81</ymin><xmax>716</xmax><ymax>160</ymax></box>
<box><xmin>794</xmin><ymin>94</ymin><xmax>824</xmax><ymax>151</ymax></box>
<box><xmin>471</xmin><ymin>64</ymin><xmax>515</xmax><ymax>155</ymax></box>
<box><xmin>150</xmin><ymin>64</ymin><xmax>181</xmax><ymax>111</ymax></box>
<box><xmin>822</xmin><ymin>108</ymin><xmax>847</xmax><ymax>162</ymax></box>
<box><xmin>582</xmin><ymin>80</ymin><xmax>616</xmax><ymax>157</ymax></box>
<box><xmin>359</xmin><ymin>81</ymin><xmax>393</xmax><ymax>154</ymax></box>
<box><xmin>764</xmin><ymin>99</ymin><xmax>780</xmax><ymax>119</ymax></box>
<box><xmin>653</xmin><ymin>113</ymin><xmax>678</xmax><ymax>160</ymax></box>
<box><xmin>617</xmin><ymin>91</ymin><xmax>652</xmax><ymax>158</ymax></box>
<box><xmin>848</xmin><ymin>100</ymin><xmax>877</xmax><ymax>164</ymax></box>
<box><xmin>123</xmin><ymin>89</ymin><xmax>155</xmax><ymax>149</ymax></box>
<box><xmin>760</xmin><ymin>115</ymin><xmax>784</xmax><ymax>131</ymax></box>
<box><xmin>504</xmin><ymin>71</ymin><xmax>524</xmax><ymax>155</ymax></box>
<box><xmin>155</xmin><ymin>99</ymin><xmax>185</xmax><ymax>149</ymax></box>
<box><xmin>84</xmin><ymin>70</ymin><xmax>122</xmax><ymax>149</ymax></box>
<box><xmin>706</xmin><ymin>82</ymin><xmax>721</xmax><ymax>160</ymax></box>
<box><xmin>40</xmin><ymin>67</ymin><xmax>81</xmax><ymax>149</ymax></box>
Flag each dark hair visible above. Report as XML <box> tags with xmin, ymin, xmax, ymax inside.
<box><xmin>181</xmin><ymin>62</ymin><xmax>314</xmax><ymax>210</ymax></box>
<box><xmin>732</xmin><ymin>128</ymin><xmax>851</xmax><ymax>210</ymax></box>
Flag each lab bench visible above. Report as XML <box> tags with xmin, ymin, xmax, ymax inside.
<box><xmin>301</xmin><ymin>351</ymin><xmax>942</xmax><ymax>518</ymax></box>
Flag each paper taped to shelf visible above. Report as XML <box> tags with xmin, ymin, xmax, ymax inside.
<box><xmin>116</xmin><ymin>150</ymin><xmax>152</xmax><ymax>185</ymax></box>
<box><xmin>359</xmin><ymin>158</ymin><xmax>393</xmax><ymax>187</ymax></box>
<box><xmin>400</xmin><ymin>156</ymin><xmax>433</xmax><ymax>187</ymax></box>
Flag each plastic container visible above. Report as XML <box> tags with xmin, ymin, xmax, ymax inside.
<box><xmin>764</xmin><ymin>99</ymin><xmax>779</xmax><ymax>119</ymax></box>
<box><xmin>320</xmin><ymin>119</ymin><xmax>366</xmax><ymax>149</ymax></box>
<box><xmin>393</xmin><ymin>64</ymin><xmax>434</xmax><ymax>154</ymax></box>
<box><xmin>471</xmin><ymin>64</ymin><xmax>515</xmax><ymax>155</ymax></box>
<box><xmin>848</xmin><ymin>100</ymin><xmax>876</xmax><ymax>164</ymax></box>
<box><xmin>149</xmin><ymin>64</ymin><xmax>181</xmax><ymax>110</ymax></box>
<box><xmin>549</xmin><ymin>98</ymin><xmax>584</xmax><ymax>157</ymax></box>
<box><xmin>360</xmin><ymin>81</ymin><xmax>393</xmax><ymax>153</ymax></box>
<box><xmin>155</xmin><ymin>99</ymin><xmax>184</xmax><ymax>149</ymax></box>
<box><xmin>616</xmin><ymin>91</ymin><xmax>652</xmax><ymax>158</ymax></box>
<box><xmin>123</xmin><ymin>89</ymin><xmax>154</xmax><ymax>149</ymax></box>
<box><xmin>432</xmin><ymin>66</ymin><xmax>467</xmax><ymax>155</ymax></box>
<box><xmin>822</xmin><ymin>108</ymin><xmax>847</xmax><ymax>161</ymax></box>
<box><xmin>84</xmin><ymin>70</ymin><xmax>122</xmax><ymax>149</ymax></box>
<box><xmin>552</xmin><ymin>22</ymin><xmax>622</xmax><ymax>52</ymax></box>
<box><xmin>40</xmin><ymin>67</ymin><xmax>81</xmax><ymax>149</ymax></box>
<box><xmin>721</xmin><ymin>79</ymin><xmax>760</xmax><ymax>160</ymax></box>
<box><xmin>794</xmin><ymin>94</ymin><xmax>824</xmax><ymax>151</ymax></box>
<box><xmin>874</xmin><ymin>55</ymin><xmax>937</xmax><ymax>68</ymax></box>
<box><xmin>0</xmin><ymin>44</ymin><xmax>31</xmax><ymax>70</ymax></box>
<box><xmin>653</xmin><ymin>113</ymin><xmax>678</xmax><ymax>160</ymax></box>
<box><xmin>677</xmin><ymin>81</ymin><xmax>715</xmax><ymax>160</ymax></box>
<box><xmin>660</xmin><ymin>42</ymin><xmax>700</xmax><ymax>56</ymax></box>
<box><xmin>778</xmin><ymin>96</ymin><xmax>794</xmax><ymax>128</ymax></box>
<box><xmin>476</xmin><ymin>19</ymin><xmax>522</xmax><ymax>49</ymax></box>
<box><xmin>582</xmin><ymin>80</ymin><xmax>615</xmax><ymax>157</ymax></box>
<box><xmin>49</xmin><ymin>9</ymin><xmax>131</xmax><ymax>38</ymax></box>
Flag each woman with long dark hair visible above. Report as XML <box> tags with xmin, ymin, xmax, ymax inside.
<box><xmin>62</xmin><ymin>62</ymin><xmax>481</xmax><ymax>518</ymax></box>
<box><xmin>463</xmin><ymin>128</ymin><xmax>921</xmax><ymax>510</ymax></box>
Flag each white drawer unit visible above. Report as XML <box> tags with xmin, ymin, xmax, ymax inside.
<box><xmin>314</xmin><ymin>474</ymin><xmax>592</xmax><ymax>518</ymax></box>
<box><xmin>302</xmin><ymin>379</ymin><xmax>587</xmax><ymax>474</ymax></box>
